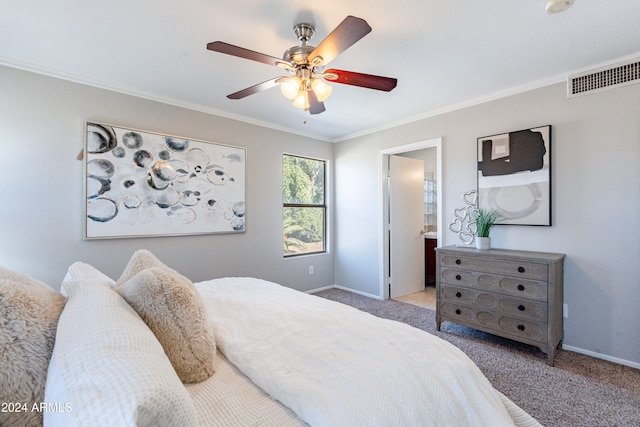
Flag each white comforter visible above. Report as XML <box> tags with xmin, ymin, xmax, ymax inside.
<box><xmin>196</xmin><ymin>278</ymin><xmax>541</xmax><ymax>427</ymax></box>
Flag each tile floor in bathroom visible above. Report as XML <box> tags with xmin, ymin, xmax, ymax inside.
<box><xmin>394</xmin><ymin>285</ymin><xmax>436</xmax><ymax>310</ymax></box>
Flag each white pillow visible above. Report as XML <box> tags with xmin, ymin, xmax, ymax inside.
<box><xmin>47</xmin><ymin>278</ymin><xmax>198</xmax><ymax>427</ymax></box>
<box><xmin>46</xmin><ymin>262</ymin><xmax>113</xmax><ymax>426</ymax></box>
<box><xmin>43</xmin><ymin>351</ymin><xmax>73</xmax><ymax>427</ymax></box>
<box><xmin>60</xmin><ymin>262</ymin><xmax>115</xmax><ymax>296</ymax></box>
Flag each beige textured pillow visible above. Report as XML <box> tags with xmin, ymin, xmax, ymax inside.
<box><xmin>117</xmin><ymin>251</ymin><xmax>216</xmax><ymax>383</ymax></box>
<box><xmin>0</xmin><ymin>269</ymin><xmax>66</xmax><ymax>427</ymax></box>
<box><xmin>117</xmin><ymin>249</ymin><xmax>171</xmax><ymax>285</ymax></box>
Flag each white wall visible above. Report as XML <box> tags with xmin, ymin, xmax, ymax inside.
<box><xmin>0</xmin><ymin>65</ymin><xmax>334</xmax><ymax>292</ymax></box>
<box><xmin>334</xmin><ymin>82</ymin><xmax>640</xmax><ymax>366</ymax></box>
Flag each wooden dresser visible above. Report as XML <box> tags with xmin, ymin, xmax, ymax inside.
<box><xmin>435</xmin><ymin>246</ymin><xmax>565</xmax><ymax>365</ymax></box>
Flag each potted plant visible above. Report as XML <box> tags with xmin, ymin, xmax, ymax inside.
<box><xmin>474</xmin><ymin>208</ymin><xmax>502</xmax><ymax>249</ymax></box>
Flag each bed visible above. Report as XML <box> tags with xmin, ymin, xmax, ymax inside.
<box><xmin>1</xmin><ymin>250</ymin><xmax>541</xmax><ymax>427</ymax></box>
<box><xmin>192</xmin><ymin>277</ymin><xmax>540</xmax><ymax>427</ymax></box>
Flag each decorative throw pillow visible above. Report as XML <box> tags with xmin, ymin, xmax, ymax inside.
<box><xmin>116</xmin><ymin>250</ymin><xmax>216</xmax><ymax>383</ymax></box>
<box><xmin>116</xmin><ymin>249</ymin><xmax>170</xmax><ymax>286</ymax></box>
<box><xmin>0</xmin><ymin>268</ymin><xmax>66</xmax><ymax>427</ymax></box>
<box><xmin>51</xmin><ymin>279</ymin><xmax>198</xmax><ymax>426</ymax></box>
<box><xmin>0</xmin><ymin>267</ymin><xmax>60</xmax><ymax>288</ymax></box>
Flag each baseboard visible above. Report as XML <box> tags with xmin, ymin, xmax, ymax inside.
<box><xmin>562</xmin><ymin>344</ymin><xmax>640</xmax><ymax>370</ymax></box>
<box><xmin>305</xmin><ymin>285</ymin><xmax>335</xmax><ymax>294</ymax></box>
<box><xmin>333</xmin><ymin>285</ymin><xmax>383</xmax><ymax>300</ymax></box>
<box><xmin>306</xmin><ymin>284</ymin><xmax>383</xmax><ymax>301</ymax></box>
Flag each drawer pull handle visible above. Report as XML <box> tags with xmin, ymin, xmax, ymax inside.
<box><xmin>455</xmin><ymin>274</ymin><xmax>461</xmax><ymax>280</ymax></box>
<box><xmin>517</xmin><ymin>324</ymin><xmax>526</xmax><ymax>331</ymax></box>
<box><xmin>455</xmin><ymin>292</ymin><xmax>462</xmax><ymax>298</ymax></box>
<box><xmin>517</xmin><ymin>284</ymin><xmax>525</xmax><ymax>291</ymax></box>
<box><xmin>455</xmin><ymin>309</ymin><xmax>461</xmax><ymax>315</ymax></box>
<box><xmin>518</xmin><ymin>266</ymin><xmax>526</xmax><ymax>273</ymax></box>
<box><xmin>455</xmin><ymin>259</ymin><xmax>461</xmax><ymax>265</ymax></box>
<box><xmin>518</xmin><ymin>304</ymin><xmax>526</xmax><ymax>311</ymax></box>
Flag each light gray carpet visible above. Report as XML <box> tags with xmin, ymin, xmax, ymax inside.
<box><xmin>313</xmin><ymin>288</ymin><xmax>640</xmax><ymax>427</ymax></box>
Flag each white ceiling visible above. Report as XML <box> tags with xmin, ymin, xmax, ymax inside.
<box><xmin>2</xmin><ymin>0</ymin><xmax>639</xmax><ymax>141</ymax></box>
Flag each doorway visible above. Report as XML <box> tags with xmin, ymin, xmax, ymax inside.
<box><xmin>379</xmin><ymin>138</ymin><xmax>443</xmax><ymax>300</ymax></box>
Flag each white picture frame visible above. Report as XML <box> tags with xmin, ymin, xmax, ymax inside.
<box><xmin>84</xmin><ymin>122</ymin><xmax>246</xmax><ymax>239</ymax></box>
<box><xmin>477</xmin><ymin>125</ymin><xmax>552</xmax><ymax>226</ymax></box>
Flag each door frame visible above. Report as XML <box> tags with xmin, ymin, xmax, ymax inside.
<box><xmin>378</xmin><ymin>138</ymin><xmax>443</xmax><ymax>300</ymax></box>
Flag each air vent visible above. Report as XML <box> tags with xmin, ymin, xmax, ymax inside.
<box><xmin>568</xmin><ymin>58</ymin><xmax>640</xmax><ymax>97</ymax></box>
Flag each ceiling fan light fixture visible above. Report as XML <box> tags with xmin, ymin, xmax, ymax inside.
<box><xmin>292</xmin><ymin>90</ymin><xmax>310</xmax><ymax>109</ymax></box>
<box><xmin>545</xmin><ymin>0</ymin><xmax>574</xmax><ymax>14</ymax></box>
<box><xmin>311</xmin><ymin>78</ymin><xmax>332</xmax><ymax>102</ymax></box>
<box><xmin>280</xmin><ymin>76</ymin><xmax>301</xmax><ymax>100</ymax></box>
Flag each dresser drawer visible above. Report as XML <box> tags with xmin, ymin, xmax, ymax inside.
<box><xmin>478</xmin><ymin>275</ymin><xmax>548</xmax><ymax>302</ymax></box>
<box><xmin>440</xmin><ymin>302</ymin><xmax>484</xmax><ymax>325</ymax></box>
<box><xmin>441</xmin><ymin>268</ymin><xmax>548</xmax><ymax>301</ymax></box>
<box><xmin>441</xmin><ymin>284</ymin><xmax>478</xmax><ymax>305</ymax></box>
<box><xmin>440</xmin><ymin>268</ymin><xmax>478</xmax><ymax>287</ymax></box>
<box><xmin>496</xmin><ymin>295</ymin><xmax>548</xmax><ymax>322</ymax></box>
<box><xmin>440</xmin><ymin>254</ymin><xmax>548</xmax><ymax>280</ymax></box>
<box><xmin>441</xmin><ymin>285</ymin><xmax>547</xmax><ymax>322</ymax></box>
<box><xmin>496</xmin><ymin>316</ymin><xmax>546</xmax><ymax>344</ymax></box>
<box><xmin>440</xmin><ymin>303</ymin><xmax>547</xmax><ymax>344</ymax></box>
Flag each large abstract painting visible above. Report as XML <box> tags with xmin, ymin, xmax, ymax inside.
<box><xmin>84</xmin><ymin>122</ymin><xmax>246</xmax><ymax>239</ymax></box>
<box><xmin>477</xmin><ymin>125</ymin><xmax>551</xmax><ymax>226</ymax></box>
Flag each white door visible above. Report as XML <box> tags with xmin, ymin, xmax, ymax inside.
<box><xmin>389</xmin><ymin>155</ymin><xmax>425</xmax><ymax>298</ymax></box>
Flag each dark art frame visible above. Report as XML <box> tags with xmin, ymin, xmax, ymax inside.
<box><xmin>477</xmin><ymin>125</ymin><xmax>552</xmax><ymax>226</ymax></box>
<box><xmin>84</xmin><ymin>122</ymin><xmax>246</xmax><ymax>239</ymax></box>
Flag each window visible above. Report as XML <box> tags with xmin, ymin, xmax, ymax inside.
<box><xmin>283</xmin><ymin>154</ymin><xmax>326</xmax><ymax>257</ymax></box>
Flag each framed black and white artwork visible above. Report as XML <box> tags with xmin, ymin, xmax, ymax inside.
<box><xmin>477</xmin><ymin>125</ymin><xmax>551</xmax><ymax>226</ymax></box>
<box><xmin>84</xmin><ymin>122</ymin><xmax>246</xmax><ymax>239</ymax></box>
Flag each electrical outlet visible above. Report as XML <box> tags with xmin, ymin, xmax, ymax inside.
<box><xmin>563</xmin><ymin>304</ymin><xmax>568</xmax><ymax>318</ymax></box>
<box><xmin>308</xmin><ymin>266</ymin><xmax>314</xmax><ymax>275</ymax></box>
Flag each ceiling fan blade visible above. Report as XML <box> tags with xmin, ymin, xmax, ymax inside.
<box><xmin>308</xmin><ymin>90</ymin><xmax>326</xmax><ymax>115</ymax></box>
<box><xmin>324</xmin><ymin>69</ymin><xmax>398</xmax><ymax>92</ymax></box>
<box><xmin>207</xmin><ymin>41</ymin><xmax>291</xmax><ymax>68</ymax></box>
<box><xmin>309</xmin><ymin>16</ymin><xmax>372</xmax><ymax>66</ymax></box>
<box><xmin>227</xmin><ymin>77</ymin><xmax>282</xmax><ymax>100</ymax></box>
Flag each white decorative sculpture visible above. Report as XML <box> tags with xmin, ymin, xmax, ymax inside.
<box><xmin>449</xmin><ymin>190</ymin><xmax>478</xmax><ymax>245</ymax></box>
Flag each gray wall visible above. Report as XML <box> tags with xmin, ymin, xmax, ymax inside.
<box><xmin>2</xmin><ymin>64</ymin><xmax>639</xmax><ymax>367</ymax></box>
<box><xmin>333</xmin><ymin>82</ymin><xmax>640</xmax><ymax>367</ymax></box>
<box><xmin>0</xmin><ymin>65</ymin><xmax>334</xmax><ymax>292</ymax></box>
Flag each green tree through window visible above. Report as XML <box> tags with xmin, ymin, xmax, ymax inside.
<box><xmin>283</xmin><ymin>154</ymin><xmax>326</xmax><ymax>256</ymax></box>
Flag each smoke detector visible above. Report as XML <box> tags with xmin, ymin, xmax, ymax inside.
<box><xmin>546</xmin><ymin>0</ymin><xmax>574</xmax><ymax>14</ymax></box>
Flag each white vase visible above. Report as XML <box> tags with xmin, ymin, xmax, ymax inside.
<box><xmin>475</xmin><ymin>237</ymin><xmax>491</xmax><ymax>250</ymax></box>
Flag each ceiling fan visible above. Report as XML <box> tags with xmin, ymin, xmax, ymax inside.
<box><xmin>206</xmin><ymin>15</ymin><xmax>397</xmax><ymax>115</ymax></box>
